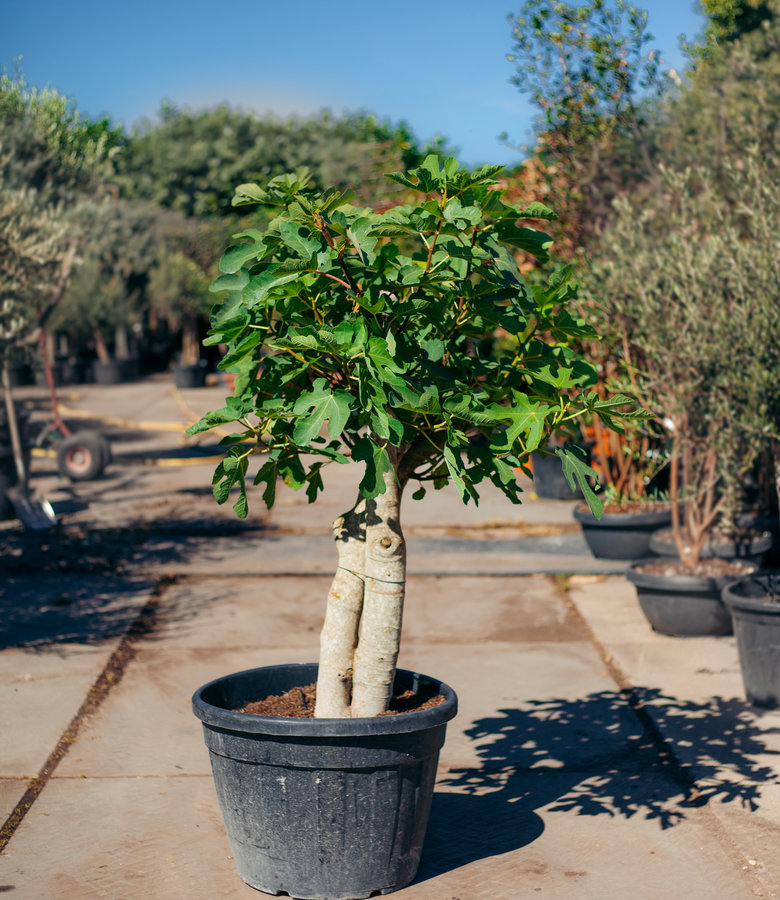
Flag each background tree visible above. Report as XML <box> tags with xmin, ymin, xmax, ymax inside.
<box><xmin>51</xmin><ymin>199</ymin><xmax>159</xmax><ymax>364</ymax></box>
<box><xmin>115</xmin><ymin>104</ymin><xmax>448</xmax><ymax>219</ymax></box>
<box><xmin>0</xmin><ymin>73</ymin><xmax>120</xmax><ymax>371</ymax></box>
<box><xmin>506</xmin><ymin>0</ymin><xmax>664</xmax><ymax>255</ymax></box>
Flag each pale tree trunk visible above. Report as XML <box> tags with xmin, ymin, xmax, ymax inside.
<box><xmin>314</xmin><ymin>500</ymin><xmax>367</xmax><ymax>718</ymax></box>
<box><xmin>93</xmin><ymin>328</ymin><xmax>111</xmax><ymax>363</ymax></box>
<box><xmin>115</xmin><ymin>323</ymin><xmax>129</xmax><ymax>360</ymax></box>
<box><xmin>350</xmin><ymin>460</ymin><xmax>407</xmax><ymax>718</ymax></box>
<box><xmin>181</xmin><ymin>315</ymin><xmax>200</xmax><ymax>367</ymax></box>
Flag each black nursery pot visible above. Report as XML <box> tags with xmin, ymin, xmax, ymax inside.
<box><xmin>574</xmin><ymin>505</ymin><xmax>671</xmax><ymax>559</ymax></box>
<box><xmin>722</xmin><ymin>574</ymin><xmax>780</xmax><ymax>708</ymax></box>
<box><xmin>626</xmin><ymin>560</ymin><xmax>759</xmax><ymax>636</ymax></box>
<box><xmin>192</xmin><ymin>663</ymin><xmax>458</xmax><ymax>900</ymax></box>
<box><xmin>173</xmin><ymin>362</ymin><xmax>207</xmax><ymax>389</ymax></box>
<box><xmin>531</xmin><ymin>451</ymin><xmax>583</xmax><ymax>500</ymax></box>
<box><xmin>92</xmin><ymin>359</ymin><xmax>127</xmax><ymax>385</ymax></box>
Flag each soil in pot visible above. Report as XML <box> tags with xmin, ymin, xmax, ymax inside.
<box><xmin>627</xmin><ymin>558</ymin><xmax>758</xmax><ymax>637</ymax></box>
<box><xmin>238</xmin><ymin>681</ymin><xmax>445</xmax><ymax>717</ymax></box>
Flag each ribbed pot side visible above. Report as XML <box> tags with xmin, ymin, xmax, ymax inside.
<box><xmin>723</xmin><ymin>575</ymin><xmax>780</xmax><ymax>708</ymax></box>
<box><xmin>626</xmin><ymin>561</ymin><xmax>759</xmax><ymax>636</ymax></box>
<box><xmin>574</xmin><ymin>506</ymin><xmax>671</xmax><ymax>559</ymax></box>
<box><xmin>192</xmin><ymin>663</ymin><xmax>458</xmax><ymax>900</ymax></box>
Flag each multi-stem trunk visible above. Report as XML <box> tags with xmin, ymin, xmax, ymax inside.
<box><xmin>314</xmin><ymin>500</ymin><xmax>366</xmax><ymax>718</ymax></box>
<box><xmin>314</xmin><ymin>457</ymin><xmax>407</xmax><ymax>719</ymax></box>
<box><xmin>351</xmin><ymin>461</ymin><xmax>407</xmax><ymax>717</ymax></box>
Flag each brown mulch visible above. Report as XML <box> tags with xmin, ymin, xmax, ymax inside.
<box><xmin>238</xmin><ymin>682</ymin><xmax>445</xmax><ymax>718</ymax></box>
<box><xmin>635</xmin><ymin>558</ymin><xmax>754</xmax><ymax>578</ymax></box>
<box><xmin>579</xmin><ymin>500</ymin><xmax>670</xmax><ymax>515</ymax></box>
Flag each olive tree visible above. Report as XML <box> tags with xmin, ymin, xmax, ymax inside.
<box><xmin>189</xmin><ymin>157</ymin><xmax>634</xmax><ymax>717</ymax></box>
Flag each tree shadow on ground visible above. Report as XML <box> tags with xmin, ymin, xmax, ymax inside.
<box><xmin>0</xmin><ymin>518</ymin><xmax>264</xmax><ymax>650</ymax></box>
<box><xmin>416</xmin><ymin>689</ymin><xmax>780</xmax><ymax>882</ymax></box>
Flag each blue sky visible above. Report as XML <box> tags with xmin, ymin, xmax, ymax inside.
<box><xmin>4</xmin><ymin>0</ymin><xmax>705</xmax><ymax>168</ymax></box>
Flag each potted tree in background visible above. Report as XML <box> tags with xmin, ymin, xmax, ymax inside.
<box><xmin>188</xmin><ymin>157</ymin><xmax>634</xmax><ymax>899</ymax></box>
<box><xmin>590</xmin><ymin>165</ymin><xmax>768</xmax><ymax>636</ymax></box>
<box><xmin>717</xmin><ymin>147</ymin><xmax>780</xmax><ymax>708</ymax></box>
<box><xmin>148</xmin><ymin>214</ymin><xmax>225</xmax><ymax>388</ymax></box>
<box><xmin>53</xmin><ymin>199</ymin><xmax>159</xmax><ymax>384</ymax></box>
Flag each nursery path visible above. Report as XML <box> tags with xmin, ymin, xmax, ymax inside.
<box><xmin>1</xmin><ymin>376</ymin><xmax>779</xmax><ymax>898</ymax></box>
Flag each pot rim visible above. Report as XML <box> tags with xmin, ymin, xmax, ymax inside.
<box><xmin>192</xmin><ymin>663</ymin><xmax>458</xmax><ymax>737</ymax></box>
<box><xmin>574</xmin><ymin>505</ymin><xmax>671</xmax><ymax>527</ymax></box>
<box><xmin>627</xmin><ymin>559</ymin><xmax>759</xmax><ymax>592</ymax></box>
<box><xmin>722</xmin><ymin>573</ymin><xmax>780</xmax><ymax>614</ymax></box>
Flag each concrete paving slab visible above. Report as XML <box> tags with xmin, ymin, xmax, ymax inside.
<box><xmin>0</xmin><ymin>780</ymin><xmax>27</xmax><ymax>828</ymax></box>
<box><xmin>570</xmin><ymin>576</ymin><xmax>780</xmax><ymax>898</ymax></box>
<box><xmin>0</xmin><ymin>645</ymin><xmax>115</xmax><ymax>778</ymax></box>
<box><xmin>139</xmin><ymin>574</ymin><xmax>585</xmax><ymax>652</ymax></box>
<box><xmin>0</xmin><ymin>776</ymin><xmax>252</xmax><ymax>900</ymax></box>
<box><xmin>415</xmin><ymin>783</ymin><xmax>762</xmax><ymax>899</ymax></box>
<box><xmin>56</xmin><ymin>645</ymin><xmax>318</xmax><ymax>779</ymax></box>
<box><xmin>137</xmin><ymin>531</ymin><xmax>629</xmax><ymax>577</ymax></box>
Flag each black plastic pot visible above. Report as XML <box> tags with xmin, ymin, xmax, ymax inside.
<box><xmin>531</xmin><ymin>451</ymin><xmax>583</xmax><ymax>500</ymax></box>
<box><xmin>35</xmin><ymin>362</ymin><xmax>64</xmax><ymax>388</ymax></box>
<box><xmin>649</xmin><ymin>529</ymin><xmax>773</xmax><ymax>566</ymax></box>
<box><xmin>92</xmin><ymin>359</ymin><xmax>127</xmax><ymax>385</ymax></box>
<box><xmin>173</xmin><ymin>362</ymin><xmax>207</xmax><ymax>389</ymax></box>
<box><xmin>192</xmin><ymin>663</ymin><xmax>458</xmax><ymax>900</ymax></box>
<box><xmin>722</xmin><ymin>574</ymin><xmax>780</xmax><ymax>708</ymax></box>
<box><xmin>626</xmin><ymin>560</ymin><xmax>759</xmax><ymax>636</ymax></box>
<box><xmin>574</xmin><ymin>505</ymin><xmax>671</xmax><ymax>559</ymax></box>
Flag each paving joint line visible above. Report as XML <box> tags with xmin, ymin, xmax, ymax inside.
<box><xmin>0</xmin><ymin>574</ymin><xmax>178</xmax><ymax>853</ymax></box>
<box><xmin>556</xmin><ymin>575</ymin><xmax>769</xmax><ymax>898</ymax></box>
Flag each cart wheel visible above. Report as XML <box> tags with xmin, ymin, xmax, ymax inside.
<box><xmin>0</xmin><ymin>472</ymin><xmax>12</xmax><ymax>520</ymax></box>
<box><xmin>57</xmin><ymin>432</ymin><xmax>107</xmax><ymax>482</ymax></box>
<box><xmin>70</xmin><ymin>429</ymin><xmax>112</xmax><ymax>468</ymax></box>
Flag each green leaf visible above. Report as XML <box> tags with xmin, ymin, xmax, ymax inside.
<box><xmin>218</xmin><ymin>330</ymin><xmax>265</xmax><ymax>368</ymax></box>
<box><xmin>186</xmin><ymin>407</ymin><xmax>240</xmax><ymax>435</ymax></box>
<box><xmin>515</xmin><ymin>202</ymin><xmax>558</xmax><ymax>221</ymax></box>
<box><xmin>495</xmin><ymin>222</ymin><xmax>554</xmax><ymax>261</ymax></box>
<box><xmin>213</xmin><ymin>478</ymin><xmax>232</xmax><ymax>505</ymax></box>
<box><xmin>321</xmin><ymin>187</ymin><xmax>356</xmax><ymax>213</ymax></box>
<box><xmin>210</xmin><ymin>270</ymin><xmax>249</xmax><ymax>293</ymax></box>
<box><xmin>219</xmin><ymin>242</ymin><xmax>265</xmax><ymax>274</ymax></box>
<box><xmin>346</xmin><ymin>217</ymin><xmax>378</xmax><ymax>264</ymax></box>
<box><xmin>385</xmin><ymin>171</ymin><xmax>420</xmax><ymax>191</ymax></box>
<box><xmin>490</xmin><ymin>393</ymin><xmax>549</xmax><ymax>451</ymax></box>
<box><xmin>293</xmin><ymin>380</ymin><xmax>352</xmax><ymax>444</ymax></box>
<box><xmin>353</xmin><ymin>436</ymin><xmax>394</xmax><ymax>498</ymax></box>
<box><xmin>557</xmin><ymin>446</ymin><xmax>603</xmax><ymax>518</ymax></box>
<box><xmin>233</xmin><ymin>183</ymin><xmax>267</xmax><ymax>206</ymax></box>
<box><xmin>244</xmin><ymin>268</ymin><xmax>302</xmax><ymax>306</ymax></box>
<box><xmin>443</xmin><ymin>444</ymin><xmax>468</xmax><ymax>500</ymax></box>
<box><xmin>233</xmin><ymin>486</ymin><xmax>249</xmax><ymax>519</ymax></box>
<box><xmin>279</xmin><ymin>220</ymin><xmax>320</xmax><ymax>259</ymax></box>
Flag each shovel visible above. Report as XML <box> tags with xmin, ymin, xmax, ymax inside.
<box><xmin>2</xmin><ymin>363</ymin><xmax>57</xmax><ymax>530</ymax></box>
